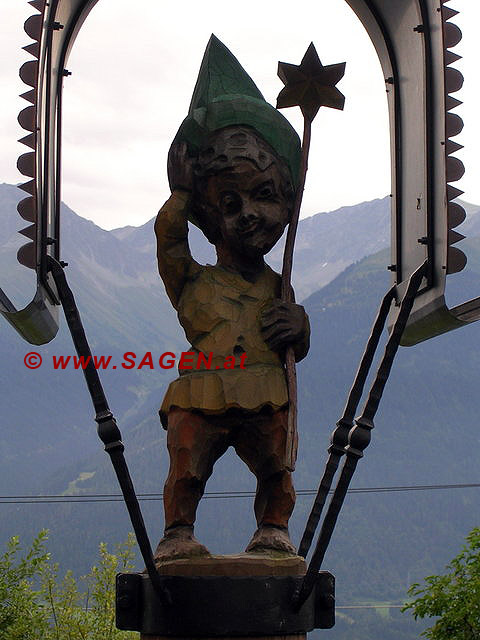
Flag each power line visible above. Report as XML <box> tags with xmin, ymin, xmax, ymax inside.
<box><xmin>0</xmin><ymin>482</ymin><xmax>478</xmax><ymax>505</ymax></box>
<box><xmin>336</xmin><ymin>604</ymin><xmax>405</xmax><ymax>610</ymax></box>
<box><xmin>82</xmin><ymin>604</ymin><xmax>406</xmax><ymax>611</ymax></box>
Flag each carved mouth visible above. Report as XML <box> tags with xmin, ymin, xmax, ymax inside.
<box><xmin>239</xmin><ymin>221</ymin><xmax>260</xmax><ymax>236</ymax></box>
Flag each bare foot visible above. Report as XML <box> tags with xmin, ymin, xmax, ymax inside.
<box><xmin>245</xmin><ymin>525</ymin><xmax>296</xmax><ymax>555</ymax></box>
<box><xmin>154</xmin><ymin>526</ymin><xmax>211</xmax><ymax>563</ymax></box>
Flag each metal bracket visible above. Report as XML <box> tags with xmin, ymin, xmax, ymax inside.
<box><xmin>345</xmin><ymin>0</ymin><xmax>480</xmax><ymax>346</ymax></box>
<box><xmin>0</xmin><ymin>283</ymin><xmax>58</xmax><ymax>345</ymax></box>
<box><xmin>116</xmin><ymin>571</ymin><xmax>335</xmax><ymax>636</ymax></box>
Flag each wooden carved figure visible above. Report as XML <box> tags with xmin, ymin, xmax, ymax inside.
<box><xmin>154</xmin><ymin>36</ymin><xmax>310</xmax><ymax>562</ymax></box>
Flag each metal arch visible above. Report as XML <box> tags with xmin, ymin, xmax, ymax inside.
<box><xmin>0</xmin><ymin>0</ymin><xmax>99</xmax><ymax>344</ymax></box>
<box><xmin>1</xmin><ymin>0</ymin><xmax>478</xmax><ymax>633</ymax></box>
<box><xmin>345</xmin><ymin>0</ymin><xmax>480</xmax><ymax>345</ymax></box>
<box><xmin>3</xmin><ymin>0</ymin><xmax>480</xmax><ymax>347</ymax></box>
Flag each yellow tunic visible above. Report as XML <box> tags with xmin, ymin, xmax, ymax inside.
<box><xmin>155</xmin><ymin>190</ymin><xmax>289</xmax><ymax>424</ymax></box>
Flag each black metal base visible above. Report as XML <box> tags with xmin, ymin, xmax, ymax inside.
<box><xmin>116</xmin><ymin>571</ymin><xmax>334</xmax><ymax>636</ymax></box>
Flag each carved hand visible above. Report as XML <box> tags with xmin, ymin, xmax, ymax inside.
<box><xmin>261</xmin><ymin>300</ymin><xmax>310</xmax><ymax>362</ymax></box>
<box><xmin>167</xmin><ymin>141</ymin><xmax>194</xmax><ymax>193</ymax></box>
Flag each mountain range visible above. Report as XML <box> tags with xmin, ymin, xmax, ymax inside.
<box><xmin>1</xmin><ymin>182</ymin><xmax>480</xmax><ymax>640</ymax></box>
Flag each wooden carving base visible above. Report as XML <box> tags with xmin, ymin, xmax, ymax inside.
<box><xmin>141</xmin><ymin>635</ymin><xmax>306</xmax><ymax>640</ymax></box>
<box><xmin>155</xmin><ymin>552</ymin><xmax>306</xmax><ymax>577</ymax></box>
<box><xmin>140</xmin><ymin>553</ymin><xmax>306</xmax><ymax>640</ymax></box>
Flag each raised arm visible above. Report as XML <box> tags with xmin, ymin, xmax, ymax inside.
<box><xmin>154</xmin><ymin>190</ymin><xmax>200</xmax><ymax>309</ymax></box>
<box><xmin>155</xmin><ymin>142</ymin><xmax>202</xmax><ymax>308</ymax></box>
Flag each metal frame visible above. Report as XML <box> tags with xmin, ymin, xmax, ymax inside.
<box><xmin>2</xmin><ymin>0</ymin><xmax>480</xmax><ymax>635</ymax></box>
<box><xmin>0</xmin><ymin>0</ymin><xmax>100</xmax><ymax>344</ymax></box>
<box><xmin>116</xmin><ymin>572</ymin><xmax>335</xmax><ymax>635</ymax></box>
<box><xmin>3</xmin><ymin>0</ymin><xmax>480</xmax><ymax>346</ymax></box>
<box><xmin>345</xmin><ymin>0</ymin><xmax>480</xmax><ymax>345</ymax></box>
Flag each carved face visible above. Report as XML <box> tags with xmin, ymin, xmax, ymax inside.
<box><xmin>204</xmin><ymin>160</ymin><xmax>290</xmax><ymax>257</ymax></box>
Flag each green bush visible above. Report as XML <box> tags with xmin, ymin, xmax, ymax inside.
<box><xmin>0</xmin><ymin>530</ymin><xmax>138</xmax><ymax>640</ymax></box>
<box><xmin>403</xmin><ymin>527</ymin><xmax>480</xmax><ymax>640</ymax></box>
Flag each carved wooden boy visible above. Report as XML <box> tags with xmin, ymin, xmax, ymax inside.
<box><xmin>154</xmin><ymin>37</ymin><xmax>310</xmax><ymax>561</ymax></box>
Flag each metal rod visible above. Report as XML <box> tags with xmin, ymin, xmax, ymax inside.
<box><xmin>298</xmin><ymin>285</ymin><xmax>396</xmax><ymax>558</ymax></box>
<box><xmin>293</xmin><ymin>262</ymin><xmax>426</xmax><ymax>608</ymax></box>
<box><xmin>297</xmin><ymin>450</ymin><xmax>342</xmax><ymax>559</ymax></box>
<box><xmin>47</xmin><ymin>256</ymin><xmax>168</xmax><ymax>603</ymax></box>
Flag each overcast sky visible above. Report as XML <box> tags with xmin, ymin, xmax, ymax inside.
<box><xmin>1</xmin><ymin>0</ymin><xmax>477</xmax><ymax>230</ymax></box>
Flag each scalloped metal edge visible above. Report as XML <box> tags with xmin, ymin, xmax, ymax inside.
<box><xmin>442</xmin><ymin>7</ymin><xmax>467</xmax><ymax>276</ymax></box>
<box><xmin>16</xmin><ymin>0</ymin><xmax>47</xmax><ymax>269</ymax></box>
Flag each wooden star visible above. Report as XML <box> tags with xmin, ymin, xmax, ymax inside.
<box><xmin>277</xmin><ymin>43</ymin><xmax>346</xmax><ymax>121</ymax></box>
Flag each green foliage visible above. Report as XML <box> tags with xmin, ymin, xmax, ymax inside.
<box><xmin>82</xmin><ymin>536</ymin><xmax>137</xmax><ymax>639</ymax></box>
<box><xmin>0</xmin><ymin>530</ymin><xmax>138</xmax><ymax>640</ymax></box>
<box><xmin>403</xmin><ymin>528</ymin><xmax>480</xmax><ymax>640</ymax></box>
<box><xmin>0</xmin><ymin>530</ymin><xmax>50</xmax><ymax>639</ymax></box>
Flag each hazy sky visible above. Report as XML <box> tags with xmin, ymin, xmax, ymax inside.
<box><xmin>1</xmin><ymin>0</ymin><xmax>477</xmax><ymax>230</ymax></box>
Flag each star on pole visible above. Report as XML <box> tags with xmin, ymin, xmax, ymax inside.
<box><xmin>276</xmin><ymin>43</ymin><xmax>346</xmax><ymax>122</ymax></box>
<box><xmin>277</xmin><ymin>43</ymin><xmax>346</xmax><ymax>472</ymax></box>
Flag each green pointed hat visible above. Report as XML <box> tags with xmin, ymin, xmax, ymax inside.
<box><xmin>173</xmin><ymin>35</ymin><xmax>301</xmax><ymax>186</ymax></box>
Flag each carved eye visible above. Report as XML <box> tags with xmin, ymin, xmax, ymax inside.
<box><xmin>220</xmin><ymin>192</ymin><xmax>241</xmax><ymax>214</ymax></box>
<box><xmin>256</xmin><ymin>184</ymin><xmax>275</xmax><ymax>200</ymax></box>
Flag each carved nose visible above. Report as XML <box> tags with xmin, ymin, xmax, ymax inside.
<box><xmin>239</xmin><ymin>211</ymin><xmax>258</xmax><ymax>228</ymax></box>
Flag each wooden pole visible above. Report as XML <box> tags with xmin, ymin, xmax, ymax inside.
<box><xmin>281</xmin><ymin>117</ymin><xmax>312</xmax><ymax>472</ymax></box>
